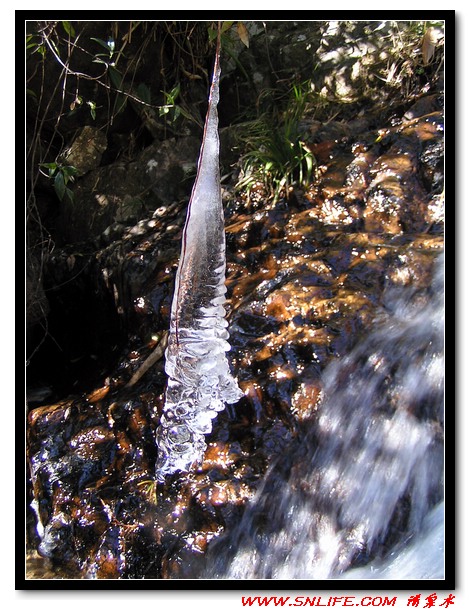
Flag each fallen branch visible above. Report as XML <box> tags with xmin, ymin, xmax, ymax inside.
<box><xmin>126</xmin><ymin>332</ymin><xmax>168</xmax><ymax>388</ymax></box>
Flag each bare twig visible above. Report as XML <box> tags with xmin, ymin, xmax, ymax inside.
<box><xmin>126</xmin><ymin>332</ymin><xmax>168</xmax><ymax>388</ymax></box>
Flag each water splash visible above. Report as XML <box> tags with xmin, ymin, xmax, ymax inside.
<box><xmin>205</xmin><ymin>254</ymin><xmax>444</xmax><ymax>579</ymax></box>
<box><xmin>340</xmin><ymin>500</ymin><xmax>444</xmax><ymax>580</ymax></box>
<box><xmin>155</xmin><ymin>35</ymin><xmax>243</xmax><ymax>481</ymax></box>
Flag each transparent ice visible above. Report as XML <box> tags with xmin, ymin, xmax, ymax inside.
<box><xmin>155</xmin><ymin>42</ymin><xmax>243</xmax><ymax>481</ymax></box>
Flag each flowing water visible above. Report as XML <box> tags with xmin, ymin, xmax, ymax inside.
<box><xmin>26</xmin><ymin>85</ymin><xmax>445</xmax><ymax>581</ymax></box>
<box><xmin>204</xmin><ymin>253</ymin><xmax>444</xmax><ymax>580</ymax></box>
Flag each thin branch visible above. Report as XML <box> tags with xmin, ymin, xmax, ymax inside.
<box><xmin>126</xmin><ymin>332</ymin><xmax>168</xmax><ymax>388</ymax></box>
<box><xmin>42</xmin><ymin>32</ymin><xmax>159</xmax><ymax>110</ymax></box>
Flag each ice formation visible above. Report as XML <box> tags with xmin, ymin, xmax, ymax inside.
<box><xmin>155</xmin><ymin>36</ymin><xmax>243</xmax><ymax>481</ymax></box>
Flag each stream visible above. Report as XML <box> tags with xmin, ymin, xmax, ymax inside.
<box><xmin>26</xmin><ymin>69</ymin><xmax>445</xmax><ymax>580</ymax></box>
<box><xmin>204</xmin><ymin>254</ymin><xmax>444</xmax><ymax>579</ymax></box>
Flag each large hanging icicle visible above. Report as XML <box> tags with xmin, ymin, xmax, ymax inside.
<box><xmin>155</xmin><ymin>34</ymin><xmax>243</xmax><ymax>481</ymax></box>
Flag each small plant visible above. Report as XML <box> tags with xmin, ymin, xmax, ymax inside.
<box><xmin>40</xmin><ymin>162</ymin><xmax>78</xmax><ymax>203</ymax></box>
<box><xmin>158</xmin><ymin>83</ymin><xmax>195</xmax><ymax>125</ymax></box>
<box><xmin>136</xmin><ymin>479</ymin><xmax>158</xmax><ymax>504</ymax></box>
<box><xmin>236</xmin><ymin>82</ymin><xmax>317</xmax><ymax>203</ymax></box>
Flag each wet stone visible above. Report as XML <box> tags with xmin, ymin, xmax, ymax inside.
<box><xmin>27</xmin><ymin>86</ymin><xmax>443</xmax><ymax>579</ymax></box>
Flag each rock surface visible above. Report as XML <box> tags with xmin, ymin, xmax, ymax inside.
<box><xmin>25</xmin><ymin>20</ymin><xmax>445</xmax><ymax>580</ymax></box>
<box><xmin>27</xmin><ymin>93</ymin><xmax>443</xmax><ymax>578</ymax></box>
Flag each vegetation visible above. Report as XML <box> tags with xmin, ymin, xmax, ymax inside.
<box><xmin>374</xmin><ymin>20</ymin><xmax>444</xmax><ymax>97</ymax></box>
<box><xmin>40</xmin><ymin>161</ymin><xmax>77</xmax><ymax>203</ymax></box>
<box><xmin>236</xmin><ymin>81</ymin><xmax>318</xmax><ymax>203</ymax></box>
<box><xmin>25</xmin><ymin>17</ymin><xmax>445</xmax><ymax>406</ymax></box>
<box><xmin>26</xmin><ymin>20</ymin><xmax>214</xmax><ymax>362</ymax></box>
<box><xmin>26</xmin><ymin>19</ymin><xmax>444</xmax><ymax>215</ymax></box>
<box><xmin>25</xmin><ymin>19</ymin><xmax>444</xmax><ymax>276</ymax></box>
<box><xmin>27</xmin><ymin>21</ymin><xmax>209</xmax><ymax>194</ymax></box>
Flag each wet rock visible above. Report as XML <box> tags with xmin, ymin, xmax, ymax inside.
<box><xmin>404</xmin><ymin>94</ymin><xmax>443</xmax><ymax>120</ymax></box>
<box><xmin>419</xmin><ymin>132</ymin><xmax>444</xmax><ymax>195</ymax></box>
<box><xmin>27</xmin><ymin>86</ymin><xmax>444</xmax><ymax>579</ymax></box>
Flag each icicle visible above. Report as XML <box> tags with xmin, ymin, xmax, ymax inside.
<box><xmin>155</xmin><ymin>31</ymin><xmax>243</xmax><ymax>481</ymax></box>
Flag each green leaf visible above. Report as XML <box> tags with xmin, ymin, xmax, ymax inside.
<box><xmin>169</xmin><ymin>84</ymin><xmax>180</xmax><ymax>101</ymax></box>
<box><xmin>62</xmin><ymin>165</ymin><xmax>78</xmax><ymax>180</ymax></box>
<box><xmin>26</xmin><ymin>34</ymin><xmax>43</xmax><ymax>53</ymax></box>
<box><xmin>40</xmin><ymin>162</ymin><xmax>58</xmax><ymax>178</ymax></box>
<box><xmin>64</xmin><ymin>187</ymin><xmax>74</xmax><ymax>203</ymax></box>
<box><xmin>26</xmin><ymin>36</ymin><xmax>38</xmax><ymax>50</ymax></box>
<box><xmin>135</xmin><ymin>82</ymin><xmax>151</xmax><ymax>104</ymax></box>
<box><xmin>35</xmin><ymin>44</ymin><xmax>46</xmax><ymax>58</ymax></box>
<box><xmin>162</xmin><ymin>84</ymin><xmax>180</xmax><ymax>106</ymax></box>
<box><xmin>91</xmin><ymin>37</ymin><xmax>114</xmax><ymax>53</ymax></box>
<box><xmin>114</xmin><ymin>94</ymin><xmax>128</xmax><ymax>116</ymax></box>
<box><xmin>108</xmin><ymin>65</ymin><xmax>122</xmax><ymax>89</ymax></box>
<box><xmin>208</xmin><ymin>28</ymin><xmax>217</xmax><ymax>43</ymax></box>
<box><xmin>54</xmin><ymin>171</ymin><xmax>66</xmax><ymax>201</ymax></box>
<box><xmin>305</xmin><ymin>153</ymin><xmax>313</xmax><ymax>175</ymax></box>
<box><xmin>87</xmin><ymin>100</ymin><xmax>96</xmax><ymax>120</ymax></box>
<box><xmin>221</xmin><ymin>21</ymin><xmax>234</xmax><ymax>33</ymax></box>
<box><xmin>62</xmin><ymin>21</ymin><xmax>75</xmax><ymax>38</ymax></box>
<box><xmin>49</xmin><ymin>38</ymin><xmax>60</xmax><ymax>58</ymax></box>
